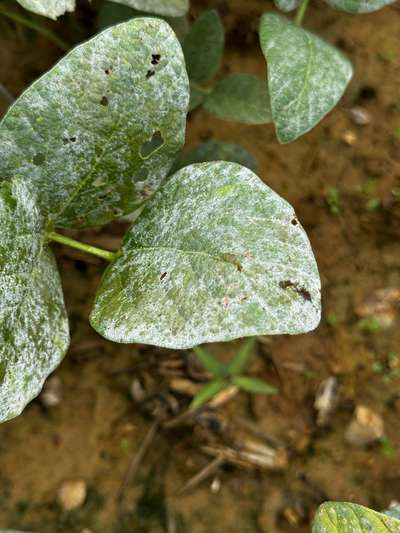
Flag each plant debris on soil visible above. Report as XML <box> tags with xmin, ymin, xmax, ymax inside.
<box><xmin>1</xmin><ymin>1</ymin><xmax>400</xmax><ymax>532</ymax></box>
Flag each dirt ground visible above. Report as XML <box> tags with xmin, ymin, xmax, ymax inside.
<box><xmin>1</xmin><ymin>1</ymin><xmax>400</xmax><ymax>532</ymax></box>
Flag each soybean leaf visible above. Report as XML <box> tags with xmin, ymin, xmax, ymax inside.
<box><xmin>232</xmin><ymin>376</ymin><xmax>277</xmax><ymax>394</ymax></box>
<box><xmin>97</xmin><ymin>2</ymin><xmax>189</xmax><ymax>40</ymax></box>
<box><xmin>170</xmin><ymin>140</ymin><xmax>257</xmax><ymax>174</ymax></box>
<box><xmin>325</xmin><ymin>0</ymin><xmax>396</xmax><ymax>12</ymax></box>
<box><xmin>183</xmin><ymin>10</ymin><xmax>224</xmax><ymax>84</ymax></box>
<box><xmin>190</xmin><ymin>380</ymin><xmax>227</xmax><ymax>410</ymax></box>
<box><xmin>189</xmin><ymin>83</ymin><xmax>208</xmax><ymax>111</ymax></box>
<box><xmin>228</xmin><ymin>338</ymin><xmax>256</xmax><ymax>376</ymax></box>
<box><xmin>259</xmin><ymin>14</ymin><xmax>353</xmax><ymax>143</ymax></box>
<box><xmin>273</xmin><ymin>0</ymin><xmax>300</xmax><ymax>12</ymax></box>
<box><xmin>193</xmin><ymin>347</ymin><xmax>227</xmax><ymax>378</ymax></box>
<box><xmin>111</xmin><ymin>0</ymin><xmax>189</xmax><ymax>17</ymax></box>
<box><xmin>0</xmin><ymin>18</ymin><xmax>189</xmax><ymax>229</ymax></box>
<box><xmin>385</xmin><ymin>506</ymin><xmax>400</xmax><ymax>521</ymax></box>
<box><xmin>0</xmin><ymin>180</ymin><xmax>69</xmax><ymax>423</ymax></box>
<box><xmin>312</xmin><ymin>502</ymin><xmax>400</xmax><ymax>533</ymax></box>
<box><xmin>204</xmin><ymin>74</ymin><xmax>272</xmax><ymax>125</ymax></box>
<box><xmin>16</xmin><ymin>0</ymin><xmax>75</xmax><ymax>19</ymax></box>
<box><xmin>90</xmin><ymin>162</ymin><xmax>321</xmax><ymax>349</ymax></box>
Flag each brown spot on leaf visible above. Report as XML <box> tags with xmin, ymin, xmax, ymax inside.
<box><xmin>100</xmin><ymin>96</ymin><xmax>109</xmax><ymax>106</ymax></box>
<box><xmin>279</xmin><ymin>280</ymin><xmax>311</xmax><ymax>302</ymax></box>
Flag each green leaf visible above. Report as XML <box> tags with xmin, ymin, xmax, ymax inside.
<box><xmin>110</xmin><ymin>0</ymin><xmax>189</xmax><ymax>17</ymax></box>
<box><xmin>188</xmin><ymin>82</ymin><xmax>208</xmax><ymax>111</ymax></box>
<box><xmin>193</xmin><ymin>347</ymin><xmax>227</xmax><ymax>378</ymax></box>
<box><xmin>97</xmin><ymin>2</ymin><xmax>189</xmax><ymax>40</ymax></box>
<box><xmin>90</xmin><ymin>162</ymin><xmax>321</xmax><ymax>349</ymax></box>
<box><xmin>182</xmin><ymin>10</ymin><xmax>224</xmax><ymax>84</ymax></box>
<box><xmin>204</xmin><ymin>74</ymin><xmax>272</xmax><ymax>125</ymax></box>
<box><xmin>170</xmin><ymin>139</ymin><xmax>257</xmax><ymax>174</ymax></box>
<box><xmin>190</xmin><ymin>380</ymin><xmax>227</xmax><ymax>410</ymax></box>
<box><xmin>228</xmin><ymin>338</ymin><xmax>256</xmax><ymax>376</ymax></box>
<box><xmin>325</xmin><ymin>0</ymin><xmax>396</xmax><ymax>12</ymax></box>
<box><xmin>259</xmin><ymin>14</ymin><xmax>353</xmax><ymax>143</ymax></box>
<box><xmin>312</xmin><ymin>502</ymin><xmax>400</xmax><ymax>533</ymax></box>
<box><xmin>0</xmin><ymin>179</ymin><xmax>69</xmax><ymax>423</ymax></box>
<box><xmin>0</xmin><ymin>18</ymin><xmax>189</xmax><ymax>229</ymax></box>
<box><xmin>16</xmin><ymin>0</ymin><xmax>75</xmax><ymax>19</ymax></box>
<box><xmin>273</xmin><ymin>0</ymin><xmax>300</xmax><ymax>12</ymax></box>
<box><xmin>232</xmin><ymin>376</ymin><xmax>277</xmax><ymax>394</ymax></box>
<box><xmin>385</xmin><ymin>506</ymin><xmax>400</xmax><ymax>521</ymax></box>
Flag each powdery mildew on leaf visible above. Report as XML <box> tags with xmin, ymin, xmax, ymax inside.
<box><xmin>273</xmin><ymin>0</ymin><xmax>300</xmax><ymax>12</ymax></box>
<box><xmin>0</xmin><ymin>18</ymin><xmax>189</xmax><ymax>229</ymax></box>
<box><xmin>325</xmin><ymin>0</ymin><xmax>396</xmax><ymax>12</ymax></box>
<box><xmin>259</xmin><ymin>14</ymin><xmax>353</xmax><ymax>144</ymax></box>
<box><xmin>312</xmin><ymin>502</ymin><xmax>400</xmax><ymax>533</ymax></box>
<box><xmin>111</xmin><ymin>0</ymin><xmax>189</xmax><ymax>16</ymax></box>
<box><xmin>0</xmin><ymin>180</ymin><xmax>69</xmax><ymax>423</ymax></box>
<box><xmin>16</xmin><ymin>0</ymin><xmax>75</xmax><ymax>19</ymax></box>
<box><xmin>90</xmin><ymin>162</ymin><xmax>321</xmax><ymax>349</ymax></box>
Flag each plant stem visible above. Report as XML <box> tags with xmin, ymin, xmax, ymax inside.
<box><xmin>0</xmin><ymin>5</ymin><xmax>70</xmax><ymax>51</ymax></box>
<box><xmin>47</xmin><ymin>231</ymin><xmax>117</xmax><ymax>262</ymax></box>
<box><xmin>294</xmin><ymin>0</ymin><xmax>310</xmax><ymax>26</ymax></box>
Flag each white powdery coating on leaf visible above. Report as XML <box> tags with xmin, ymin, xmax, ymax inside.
<box><xmin>90</xmin><ymin>162</ymin><xmax>321</xmax><ymax>349</ymax></box>
<box><xmin>325</xmin><ymin>0</ymin><xmax>396</xmax><ymax>12</ymax></box>
<box><xmin>260</xmin><ymin>14</ymin><xmax>353</xmax><ymax>143</ymax></box>
<box><xmin>112</xmin><ymin>0</ymin><xmax>189</xmax><ymax>16</ymax></box>
<box><xmin>16</xmin><ymin>0</ymin><xmax>75</xmax><ymax>19</ymax></box>
<box><xmin>0</xmin><ymin>180</ymin><xmax>69</xmax><ymax>423</ymax></box>
<box><xmin>274</xmin><ymin>0</ymin><xmax>300</xmax><ymax>13</ymax></box>
<box><xmin>313</xmin><ymin>502</ymin><xmax>400</xmax><ymax>533</ymax></box>
<box><xmin>0</xmin><ymin>18</ymin><xmax>189</xmax><ymax>229</ymax></box>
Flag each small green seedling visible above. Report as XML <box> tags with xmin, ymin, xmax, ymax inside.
<box><xmin>0</xmin><ymin>19</ymin><xmax>321</xmax><ymax>423</ymax></box>
<box><xmin>312</xmin><ymin>502</ymin><xmax>400</xmax><ymax>532</ymax></box>
<box><xmin>325</xmin><ymin>188</ymin><xmax>341</xmax><ymax>215</ymax></box>
<box><xmin>190</xmin><ymin>338</ymin><xmax>277</xmax><ymax>410</ymax></box>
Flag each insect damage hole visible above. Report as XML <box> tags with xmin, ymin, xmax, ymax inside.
<box><xmin>151</xmin><ymin>54</ymin><xmax>161</xmax><ymax>65</ymax></box>
<box><xmin>279</xmin><ymin>280</ymin><xmax>312</xmax><ymax>303</ymax></box>
<box><xmin>100</xmin><ymin>96</ymin><xmax>109</xmax><ymax>106</ymax></box>
<box><xmin>140</xmin><ymin>131</ymin><xmax>165</xmax><ymax>159</ymax></box>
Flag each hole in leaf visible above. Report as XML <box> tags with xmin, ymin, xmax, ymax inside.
<box><xmin>279</xmin><ymin>280</ymin><xmax>312</xmax><ymax>303</ymax></box>
<box><xmin>151</xmin><ymin>54</ymin><xmax>161</xmax><ymax>65</ymax></box>
<box><xmin>63</xmin><ymin>136</ymin><xmax>76</xmax><ymax>144</ymax></box>
<box><xmin>160</xmin><ymin>272</ymin><xmax>167</xmax><ymax>280</ymax></box>
<box><xmin>33</xmin><ymin>153</ymin><xmax>46</xmax><ymax>166</ymax></box>
<box><xmin>100</xmin><ymin>96</ymin><xmax>109</xmax><ymax>106</ymax></box>
<box><xmin>104</xmin><ymin>68</ymin><xmax>112</xmax><ymax>75</ymax></box>
<box><xmin>146</xmin><ymin>70</ymin><xmax>155</xmax><ymax>79</ymax></box>
<box><xmin>140</xmin><ymin>131</ymin><xmax>164</xmax><ymax>159</ymax></box>
<box><xmin>291</xmin><ymin>218</ymin><xmax>298</xmax><ymax>226</ymax></box>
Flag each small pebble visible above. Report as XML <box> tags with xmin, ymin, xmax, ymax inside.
<box><xmin>341</xmin><ymin>130</ymin><xmax>357</xmax><ymax>146</ymax></box>
<box><xmin>345</xmin><ymin>405</ymin><xmax>384</xmax><ymax>446</ymax></box>
<box><xmin>58</xmin><ymin>480</ymin><xmax>87</xmax><ymax>511</ymax></box>
<box><xmin>39</xmin><ymin>375</ymin><xmax>62</xmax><ymax>407</ymax></box>
<box><xmin>349</xmin><ymin>106</ymin><xmax>371</xmax><ymax>126</ymax></box>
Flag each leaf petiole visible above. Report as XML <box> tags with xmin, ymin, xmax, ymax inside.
<box><xmin>47</xmin><ymin>231</ymin><xmax>117</xmax><ymax>262</ymax></box>
<box><xmin>294</xmin><ymin>0</ymin><xmax>310</xmax><ymax>25</ymax></box>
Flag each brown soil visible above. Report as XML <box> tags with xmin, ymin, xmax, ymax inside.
<box><xmin>1</xmin><ymin>1</ymin><xmax>400</xmax><ymax>532</ymax></box>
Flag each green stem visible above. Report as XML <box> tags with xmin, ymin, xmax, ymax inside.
<box><xmin>0</xmin><ymin>5</ymin><xmax>70</xmax><ymax>51</ymax></box>
<box><xmin>294</xmin><ymin>0</ymin><xmax>310</xmax><ymax>26</ymax></box>
<box><xmin>47</xmin><ymin>231</ymin><xmax>117</xmax><ymax>262</ymax></box>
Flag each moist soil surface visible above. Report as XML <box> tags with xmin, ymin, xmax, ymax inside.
<box><xmin>1</xmin><ymin>1</ymin><xmax>400</xmax><ymax>532</ymax></box>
